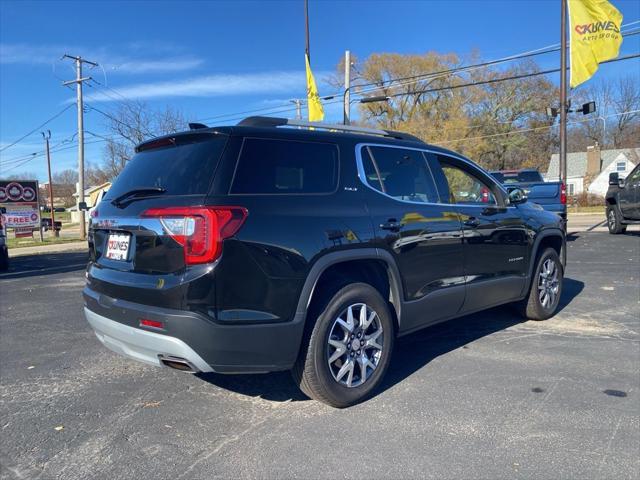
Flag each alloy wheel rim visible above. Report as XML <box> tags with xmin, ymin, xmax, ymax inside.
<box><xmin>608</xmin><ymin>209</ymin><xmax>615</xmax><ymax>228</ymax></box>
<box><xmin>327</xmin><ymin>303</ymin><xmax>384</xmax><ymax>388</ymax></box>
<box><xmin>538</xmin><ymin>258</ymin><xmax>560</xmax><ymax>310</ymax></box>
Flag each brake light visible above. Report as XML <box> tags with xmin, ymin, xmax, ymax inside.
<box><xmin>140</xmin><ymin>319</ymin><xmax>164</xmax><ymax>329</ymax></box>
<box><xmin>142</xmin><ymin>206</ymin><xmax>247</xmax><ymax>265</ymax></box>
<box><xmin>560</xmin><ymin>182</ymin><xmax>567</xmax><ymax>205</ymax></box>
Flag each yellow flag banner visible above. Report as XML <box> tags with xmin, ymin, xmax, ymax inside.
<box><xmin>568</xmin><ymin>0</ymin><xmax>623</xmax><ymax>88</ymax></box>
<box><xmin>305</xmin><ymin>53</ymin><xmax>324</xmax><ymax>122</ymax></box>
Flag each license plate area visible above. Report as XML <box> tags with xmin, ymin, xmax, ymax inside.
<box><xmin>105</xmin><ymin>233</ymin><xmax>131</xmax><ymax>261</ymax></box>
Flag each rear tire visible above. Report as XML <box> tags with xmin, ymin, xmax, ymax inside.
<box><xmin>606</xmin><ymin>206</ymin><xmax>626</xmax><ymax>234</ymax></box>
<box><xmin>518</xmin><ymin>248</ymin><xmax>563</xmax><ymax>321</ymax></box>
<box><xmin>292</xmin><ymin>282</ymin><xmax>394</xmax><ymax>408</ymax></box>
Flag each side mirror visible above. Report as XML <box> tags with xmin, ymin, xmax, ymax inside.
<box><xmin>609</xmin><ymin>172</ymin><xmax>620</xmax><ymax>186</ymax></box>
<box><xmin>609</xmin><ymin>172</ymin><xmax>624</xmax><ymax>187</ymax></box>
<box><xmin>78</xmin><ymin>201</ymin><xmax>89</xmax><ymax>211</ymax></box>
<box><xmin>508</xmin><ymin>187</ymin><xmax>527</xmax><ymax>205</ymax></box>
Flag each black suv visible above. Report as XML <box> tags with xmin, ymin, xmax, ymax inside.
<box><xmin>84</xmin><ymin>117</ymin><xmax>566</xmax><ymax>407</ymax></box>
<box><xmin>606</xmin><ymin>165</ymin><xmax>640</xmax><ymax>234</ymax></box>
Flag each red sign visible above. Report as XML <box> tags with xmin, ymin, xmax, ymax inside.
<box><xmin>0</xmin><ymin>179</ymin><xmax>41</xmax><ymax>231</ymax></box>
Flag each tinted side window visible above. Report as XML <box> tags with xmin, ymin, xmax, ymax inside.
<box><xmin>626</xmin><ymin>165</ymin><xmax>640</xmax><ymax>185</ymax></box>
<box><xmin>434</xmin><ymin>155</ymin><xmax>497</xmax><ymax>205</ymax></box>
<box><xmin>361</xmin><ymin>146</ymin><xmax>439</xmax><ymax>203</ymax></box>
<box><xmin>231</xmin><ymin>138</ymin><xmax>338</xmax><ymax>194</ymax></box>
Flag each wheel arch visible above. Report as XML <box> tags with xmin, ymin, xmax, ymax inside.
<box><xmin>523</xmin><ymin>228</ymin><xmax>565</xmax><ymax>294</ymax></box>
<box><xmin>295</xmin><ymin>249</ymin><xmax>404</xmax><ymax>333</ymax></box>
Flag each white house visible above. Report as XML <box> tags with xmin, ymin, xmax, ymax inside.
<box><xmin>545</xmin><ymin>145</ymin><xmax>639</xmax><ymax>196</ymax></box>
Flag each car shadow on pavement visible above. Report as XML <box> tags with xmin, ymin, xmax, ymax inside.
<box><xmin>196</xmin><ymin>277</ymin><xmax>584</xmax><ymax>404</ymax></box>
<box><xmin>0</xmin><ymin>252</ymin><xmax>88</xmax><ymax>280</ymax></box>
<box><xmin>380</xmin><ymin>277</ymin><xmax>584</xmax><ymax>397</ymax></box>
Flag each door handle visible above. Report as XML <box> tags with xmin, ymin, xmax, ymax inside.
<box><xmin>463</xmin><ymin>217</ymin><xmax>481</xmax><ymax>228</ymax></box>
<box><xmin>380</xmin><ymin>219</ymin><xmax>402</xmax><ymax>232</ymax></box>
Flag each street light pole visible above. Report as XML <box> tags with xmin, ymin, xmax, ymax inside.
<box><xmin>344</xmin><ymin>50</ymin><xmax>351</xmax><ymax>125</ymax></box>
<box><xmin>290</xmin><ymin>99</ymin><xmax>303</xmax><ymax>120</ymax></box>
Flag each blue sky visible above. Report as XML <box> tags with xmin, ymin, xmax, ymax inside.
<box><xmin>1</xmin><ymin>0</ymin><xmax>638</xmax><ymax>182</ymax></box>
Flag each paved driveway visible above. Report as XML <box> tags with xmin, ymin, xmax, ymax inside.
<box><xmin>1</xmin><ymin>232</ymin><xmax>638</xmax><ymax>479</ymax></box>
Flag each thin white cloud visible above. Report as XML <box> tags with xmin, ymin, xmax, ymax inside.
<box><xmin>0</xmin><ymin>43</ymin><xmax>203</xmax><ymax>74</ymax></box>
<box><xmin>82</xmin><ymin>70</ymin><xmax>333</xmax><ymax>102</ymax></box>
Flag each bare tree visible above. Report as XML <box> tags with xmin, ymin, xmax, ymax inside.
<box><xmin>570</xmin><ymin>76</ymin><xmax>639</xmax><ymax>150</ymax></box>
<box><xmin>97</xmin><ymin>101</ymin><xmax>187</xmax><ymax>181</ymax></box>
<box><xmin>2</xmin><ymin>172</ymin><xmax>39</xmax><ymax>180</ymax></box>
<box><xmin>52</xmin><ymin>169</ymin><xmax>78</xmax><ymax>185</ymax></box>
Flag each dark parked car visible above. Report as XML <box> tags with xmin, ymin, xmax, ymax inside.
<box><xmin>0</xmin><ymin>208</ymin><xmax>7</xmax><ymax>271</ymax></box>
<box><xmin>606</xmin><ymin>165</ymin><xmax>640</xmax><ymax>234</ymax></box>
<box><xmin>41</xmin><ymin>218</ymin><xmax>62</xmax><ymax>232</ymax></box>
<box><xmin>490</xmin><ymin>169</ymin><xmax>567</xmax><ymax>229</ymax></box>
<box><xmin>83</xmin><ymin>117</ymin><xmax>566</xmax><ymax>407</ymax></box>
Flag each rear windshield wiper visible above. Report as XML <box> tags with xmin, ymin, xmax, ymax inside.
<box><xmin>111</xmin><ymin>187</ymin><xmax>166</xmax><ymax>207</ymax></box>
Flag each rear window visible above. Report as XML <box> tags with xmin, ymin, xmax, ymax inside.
<box><xmin>491</xmin><ymin>171</ymin><xmax>543</xmax><ymax>184</ymax></box>
<box><xmin>230</xmin><ymin>138</ymin><xmax>338</xmax><ymax>194</ymax></box>
<box><xmin>105</xmin><ymin>136</ymin><xmax>227</xmax><ymax>199</ymax></box>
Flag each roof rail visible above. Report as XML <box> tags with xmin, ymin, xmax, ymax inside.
<box><xmin>236</xmin><ymin>116</ymin><xmax>424</xmax><ymax>143</ymax></box>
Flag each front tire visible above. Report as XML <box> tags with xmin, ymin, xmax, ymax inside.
<box><xmin>518</xmin><ymin>248</ymin><xmax>563</xmax><ymax>321</ymax></box>
<box><xmin>606</xmin><ymin>206</ymin><xmax>626</xmax><ymax>234</ymax></box>
<box><xmin>292</xmin><ymin>282</ymin><xmax>394</xmax><ymax>408</ymax></box>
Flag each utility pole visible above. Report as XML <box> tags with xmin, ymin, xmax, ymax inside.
<box><xmin>343</xmin><ymin>50</ymin><xmax>351</xmax><ymax>125</ymax></box>
<box><xmin>559</xmin><ymin>0</ymin><xmax>568</xmax><ymax>186</ymax></box>
<box><xmin>62</xmin><ymin>54</ymin><xmax>97</xmax><ymax>241</ymax></box>
<box><xmin>42</xmin><ymin>130</ymin><xmax>58</xmax><ymax>237</ymax></box>
<box><xmin>290</xmin><ymin>99</ymin><xmax>303</xmax><ymax>119</ymax></box>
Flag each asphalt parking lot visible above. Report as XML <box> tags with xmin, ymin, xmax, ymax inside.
<box><xmin>1</xmin><ymin>231</ymin><xmax>638</xmax><ymax>480</ymax></box>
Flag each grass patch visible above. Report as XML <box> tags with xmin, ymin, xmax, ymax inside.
<box><xmin>7</xmin><ymin>236</ymin><xmax>82</xmax><ymax>249</ymax></box>
<box><xmin>567</xmin><ymin>206</ymin><xmax>605</xmax><ymax>214</ymax></box>
<box><xmin>41</xmin><ymin>211</ymin><xmax>72</xmax><ymax>222</ymax></box>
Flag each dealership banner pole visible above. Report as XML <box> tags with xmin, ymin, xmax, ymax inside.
<box><xmin>559</xmin><ymin>0</ymin><xmax>568</xmax><ymax>186</ymax></box>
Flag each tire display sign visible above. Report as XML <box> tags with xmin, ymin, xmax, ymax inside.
<box><xmin>0</xmin><ymin>180</ymin><xmax>41</xmax><ymax>230</ymax></box>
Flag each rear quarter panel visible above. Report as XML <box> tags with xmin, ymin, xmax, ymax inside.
<box><xmin>207</xmin><ymin>137</ymin><xmax>374</xmax><ymax>325</ymax></box>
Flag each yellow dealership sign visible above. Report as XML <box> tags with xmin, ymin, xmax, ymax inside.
<box><xmin>568</xmin><ymin>0</ymin><xmax>623</xmax><ymax>88</ymax></box>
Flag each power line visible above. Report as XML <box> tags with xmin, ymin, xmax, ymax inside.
<box><xmin>355</xmin><ymin>29</ymin><xmax>640</xmax><ymax>99</ymax></box>
<box><xmin>193</xmin><ymin>28</ymin><xmax>639</xmax><ymax>126</ymax></box>
<box><xmin>375</xmin><ymin>53</ymin><xmax>640</xmax><ymax>102</ymax></box>
<box><xmin>0</xmin><ymin>104</ymin><xmax>75</xmax><ymax>153</ymax></box>
<box><xmin>434</xmin><ymin>109</ymin><xmax>640</xmax><ymax>146</ymax></box>
<box><xmin>85</xmin><ymin>103</ymin><xmax>156</xmax><ymax>139</ymax></box>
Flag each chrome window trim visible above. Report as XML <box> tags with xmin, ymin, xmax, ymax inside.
<box><xmin>354</xmin><ymin>142</ymin><xmax>511</xmax><ymax>208</ymax></box>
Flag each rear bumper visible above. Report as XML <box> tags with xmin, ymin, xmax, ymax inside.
<box><xmin>83</xmin><ymin>286</ymin><xmax>305</xmax><ymax>373</ymax></box>
<box><xmin>85</xmin><ymin>307</ymin><xmax>213</xmax><ymax>372</ymax></box>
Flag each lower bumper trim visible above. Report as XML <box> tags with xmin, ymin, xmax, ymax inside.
<box><xmin>84</xmin><ymin>307</ymin><xmax>213</xmax><ymax>373</ymax></box>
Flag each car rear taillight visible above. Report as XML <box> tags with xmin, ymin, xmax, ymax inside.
<box><xmin>560</xmin><ymin>182</ymin><xmax>567</xmax><ymax>205</ymax></box>
<box><xmin>141</xmin><ymin>206</ymin><xmax>248</xmax><ymax>265</ymax></box>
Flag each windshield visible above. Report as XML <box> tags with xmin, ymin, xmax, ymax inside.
<box><xmin>491</xmin><ymin>171</ymin><xmax>543</xmax><ymax>184</ymax></box>
<box><xmin>105</xmin><ymin>136</ymin><xmax>227</xmax><ymax>200</ymax></box>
